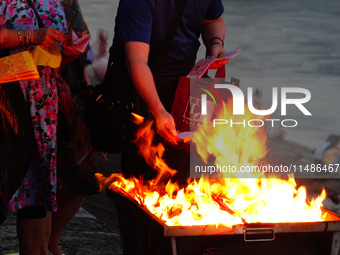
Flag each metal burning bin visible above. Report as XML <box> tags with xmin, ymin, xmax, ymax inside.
<box><xmin>107</xmin><ymin>189</ymin><xmax>340</xmax><ymax>255</ymax></box>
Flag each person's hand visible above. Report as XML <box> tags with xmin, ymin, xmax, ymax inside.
<box><xmin>207</xmin><ymin>44</ymin><xmax>228</xmax><ymax>69</ymax></box>
<box><xmin>61</xmin><ymin>42</ymin><xmax>81</xmax><ymax>57</ymax></box>
<box><xmin>32</xmin><ymin>27</ymin><xmax>66</xmax><ymax>47</ymax></box>
<box><xmin>61</xmin><ymin>30</ymin><xmax>82</xmax><ymax>57</ymax></box>
<box><xmin>154</xmin><ymin>109</ymin><xmax>179</xmax><ymax>145</ymax></box>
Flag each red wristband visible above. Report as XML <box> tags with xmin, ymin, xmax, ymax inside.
<box><xmin>207</xmin><ymin>36</ymin><xmax>224</xmax><ymax>49</ymax></box>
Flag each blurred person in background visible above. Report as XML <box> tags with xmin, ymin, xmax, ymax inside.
<box><xmin>322</xmin><ymin>136</ymin><xmax>340</xmax><ymax>165</ymax></box>
<box><xmin>48</xmin><ymin>0</ymin><xmax>100</xmax><ymax>254</ymax></box>
<box><xmin>252</xmin><ymin>88</ymin><xmax>263</xmax><ymax>110</ymax></box>
<box><xmin>86</xmin><ymin>30</ymin><xmax>109</xmax><ymax>86</ymax></box>
<box><xmin>314</xmin><ymin>135</ymin><xmax>340</xmax><ymax>164</ymax></box>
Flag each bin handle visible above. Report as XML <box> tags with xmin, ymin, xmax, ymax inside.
<box><xmin>243</xmin><ymin>227</ymin><xmax>275</xmax><ymax>242</ymax></box>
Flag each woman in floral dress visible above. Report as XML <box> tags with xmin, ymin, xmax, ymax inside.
<box><xmin>0</xmin><ymin>0</ymin><xmax>81</xmax><ymax>253</ymax></box>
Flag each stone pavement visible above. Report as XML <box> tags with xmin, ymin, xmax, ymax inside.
<box><xmin>0</xmin><ymin>207</ymin><xmax>123</xmax><ymax>255</ymax></box>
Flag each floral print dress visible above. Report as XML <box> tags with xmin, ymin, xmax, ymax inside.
<box><xmin>0</xmin><ymin>0</ymin><xmax>68</xmax><ymax>212</ymax></box>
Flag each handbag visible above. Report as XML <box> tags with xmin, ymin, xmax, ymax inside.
<box><xmin>86</xmin><ymin>0</ymin><xmax>189</xmax><ymax>154</ymax></box>
<box><xmin>171</xmin><ymin>58</ymin><xmax>240</xmax><ymax>134</ymax></box>
<box><xmin>85</xmin><ymin>69</ymin><xmax>137</xmax><ymax>154</ymax></box>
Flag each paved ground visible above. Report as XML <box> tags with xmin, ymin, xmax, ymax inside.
<box><xmin>0</xmin><ymin>208</ymin><xmax>123</xmax><ymax>255</ymax></box>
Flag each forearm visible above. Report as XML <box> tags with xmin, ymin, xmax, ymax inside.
<box><xmin>202</xmin><ymin>17</ymin><xmax>226</xmax><ymax>55</ymax></box>
<box><xmin>127</xmin><ymin>59</ymin><xmax>166</xmax><ymax>117</ymax></box>
<box><xmin>124</xmin><ymin>41</ymin><xmax>177</xmax><ymax>142</ymax></box>
<box><xmin>1</xmin><ymin>27</ymin><xmax>66</xmax><ymax>49</ymax></box>
<box><xmin>127</xmin><ymin>59</ymin><xmax>178</xmax><ymax>142</ymax></box>
<box><xmin>0</xmin><ymin>29</ymin><xmax>22</xmax><ymax>49</ymax></box>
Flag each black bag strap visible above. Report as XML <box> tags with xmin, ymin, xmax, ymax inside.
<box><xmin>151</xmin><ymin>0</ymin><xmax>188</xmax><ymax>76</ymax></box>
<box><xmin>25</xmin><ymin>0</ymin><xmax>44</xmax><ymax>28</ymax></box>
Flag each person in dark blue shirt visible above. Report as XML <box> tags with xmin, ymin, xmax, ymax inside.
<box><xmin>108</xmin><ymin>0</ymin><xmax>227</xmax><ymax>142</ymax></box>
<box><xmin>108</xmin><ymin>3</ymin><xmax>227</xmax><ymax>252</ymax></box>
<box><xmin>106</xmin><ymin>0</ymin><xmax>227</xmax><ymax>181</ymax></box>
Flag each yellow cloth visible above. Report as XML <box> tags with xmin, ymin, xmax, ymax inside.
<box><xmin>31</xmin><ymin>43</ymin><xmax>62</xmax><ymax>69</ymax></box>
<box><xmin>0</xmin><ymin>51</ymin><xmax>39</xmax><ymax>83</ymax></box>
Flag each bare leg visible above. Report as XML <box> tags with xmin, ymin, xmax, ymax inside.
<box><xmin>17</xmin><ymin>212</ymin><xmax>51</xmax><ymax>255</ymax></box>
<box><xmin>48</xmin><ymin>194</ymin><xmax>85</xmax><ymax>255</ymax></box>
<box><xmin>44</xmin><ymin>211</ymin><xmax>52</xmax><ymax>254</ymax></box>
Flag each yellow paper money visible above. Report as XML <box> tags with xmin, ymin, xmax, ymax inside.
<box><xmin>31</xmin><ymin>43</ymin><xmax>62</xmax><ymax>69</ymax></box>
<box><xmin>0</xmin><ymin>51</ymin><xmax>39</xmax><ymax>83</ymax></box>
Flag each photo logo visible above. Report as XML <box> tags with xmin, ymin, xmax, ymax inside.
<box><xmin>198</xmin><ymin>86</ymin><xmax>222</xmax><ymax>115</ymax></box>
<box><xmin>200</xmin><ymin>85</ymin><xmax>312</xmax><ymax>128</ymax></box>
<box><xmin>182</xmin><ymin>84</ymin><xmax>220</xmax><ymax>128</ymax></box>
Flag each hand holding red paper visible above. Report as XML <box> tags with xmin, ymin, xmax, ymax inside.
<box><xmin>207</xmin><ymin>44</ymin><xmax>229</xmax><ymax>69</ymax></box>
<box><xmin>154</xmin><ymin>109</ymin><xmax>179</xmax><ymax>145</ymax></box>
<box><xmin>62</xmin><ymin>30</ymin><xmax>90</xmax><ymax>56</ymax></box>
<box><xmin>187</xmin><ymin>49</ymin><xmax>240</xmax><ymax>78</ymax></box>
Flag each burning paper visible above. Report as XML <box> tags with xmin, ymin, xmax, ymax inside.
<box><xmin>97</xmin><ymin>101</ymin><xmax>327</xmax><ymax>227</ymax></box>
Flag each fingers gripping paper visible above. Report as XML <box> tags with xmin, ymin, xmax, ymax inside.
<box><xmin>70</xmin><ymin>31</ymin><xmax>91</xmax><ymax>53</ymax></box>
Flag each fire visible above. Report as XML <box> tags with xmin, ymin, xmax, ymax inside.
<box><xmin>193</xmin><ymin>102</ymin><xmax>268</xmax><ymax>179</ymax></box>
<box><xmin>131</xmin><ymin>112</ymin><xmax>145</xmax><ymax>125</ymax></box>
<box><xmin>97</xmin><ymin>101</ymin><xmax>327</xmax><ymax>227</ymax></box>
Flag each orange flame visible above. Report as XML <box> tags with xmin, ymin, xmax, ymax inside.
<box><xmin>97</xmin><ymin>100</ymin><xmax>327</xmax><ymax>227</ymax></box>
<box><xmin>133</xmin><ymin>120</ymin><xmax>177</xmax><ymax>186</ymax></box>
<box><xmin>193</xmin><ymin>102</ymin><xmax>268</xmax><ymax>178</ymax></box>
<box><xmin>131</xmin><ymin>112</ymin><xmax>145</xmax><ymax>125</ymax></box>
